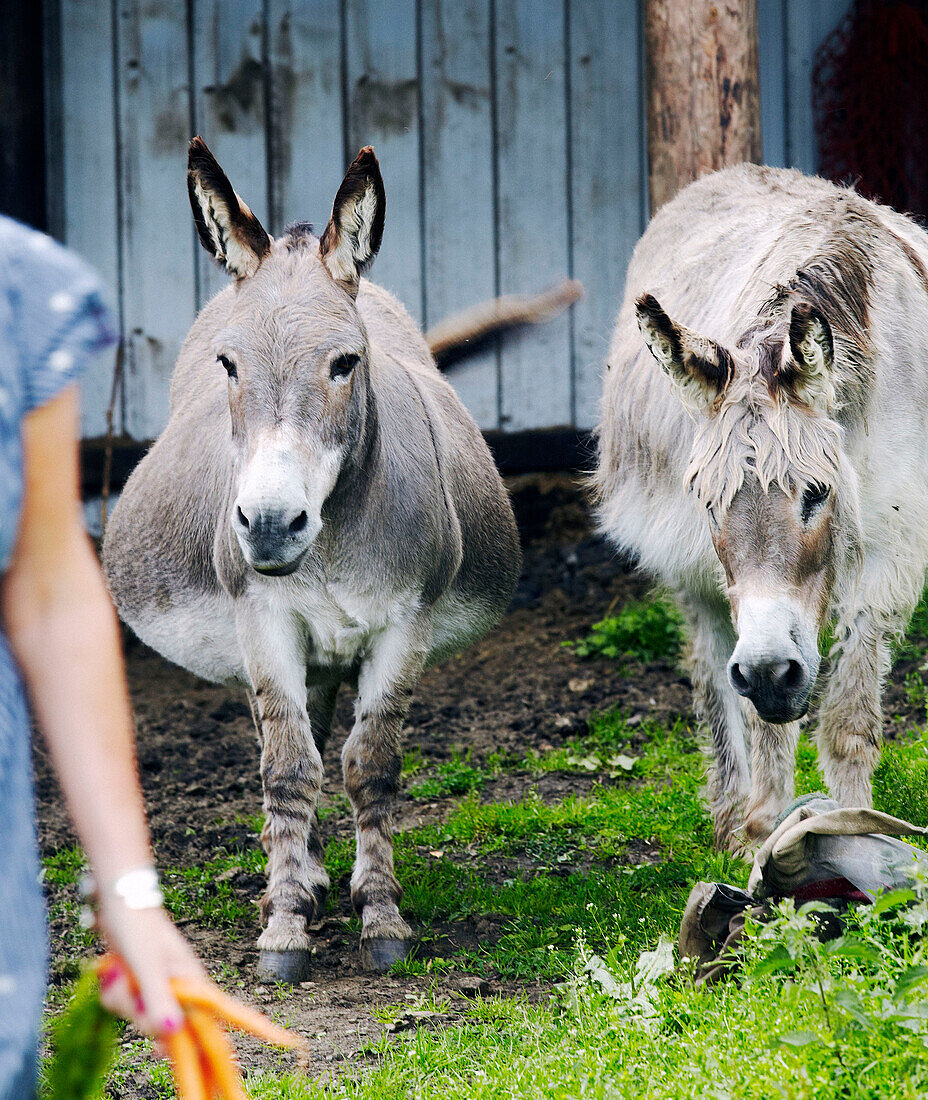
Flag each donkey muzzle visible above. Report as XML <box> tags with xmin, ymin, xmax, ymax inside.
<box><xmin>233</xmin><ymin>503</ymin><xmax>316</xmax><ymax>574</ymax></box>
<box><xmin>728</xmin><ymin>595</ymin><xmax>819</xmax><ymax>723</ymax></box>
<box><xmin>728</xmin><ymin>653</ymin><xmax>812</xmax><ymax>723</ymax></box>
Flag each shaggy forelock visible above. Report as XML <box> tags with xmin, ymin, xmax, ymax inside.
<box><xmin>687</xmin><ymin>366</ymin><xmax>846</xmax><ymax>514</ymax></box>
<box><xmin>283</xmin><ymin>221</ymin><xmax>316</xmax><ymax>247</ymax></box>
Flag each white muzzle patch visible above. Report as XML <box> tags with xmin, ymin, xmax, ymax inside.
<box><xmin>728</xmin><ymin>594</ymin><xmax>820</xmax><ymax>723</ymax></box>
<box><xmin>232</xmin><ymin>434</ymin><xmax>339</xmax><ymax>573</ymax></box>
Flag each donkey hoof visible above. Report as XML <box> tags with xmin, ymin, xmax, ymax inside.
<box><xmin>360</xmin><ymin>937</ymin><xmax>411</xmax><ymax>972</ymax></box>
<box><xmin>257</xmin><ymin>949</ymin><xmax>312</xmax><ymax>984</ymax></box>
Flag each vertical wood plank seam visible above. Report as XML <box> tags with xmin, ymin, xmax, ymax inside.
<box><xmin>489</xmin><ymin>0</ymin><xmax>503</xmax><ymax>430</ymax></box>
<box><xmin>186</xmin><ymin>0</ymin><xmax>202</xmax><ymax>309</ymax></box>
<box><xmin>636</xmin><ymin>0</ymin><xmax>649</xmax><ymax>230</ymax></box>
<box><xmin>111</xmin><ymin>0</ymin><xmax>127</xmax><ymax>429</ymax></box>
<box><xmin>415</xmin><ymin>0</ymin><xmax>428</xmax><ymax>327</ymax></box>
<box><xmin>781</xmin><ymin>0</ymin><xmax>791</xmax><ymax>167</ymax></box>
<box><xmin>339</xmin><ymin>0</ymin><xmax>351</xmax><ymax>173</ymax></box>
<box><xmin>563</xmin><ymin>0</ymin><xmax>576</xmax><ymax>427</ymax></box>
<box><xmin>260</xmin><ymin>0</ymin><xmax>275</xmax><ymax>233</ymax></box>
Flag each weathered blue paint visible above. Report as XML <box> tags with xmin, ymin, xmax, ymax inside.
<box><xmin>45</xmin><ymin>0</ymin><xmax>851</xmax><ymax>441</ymax></box>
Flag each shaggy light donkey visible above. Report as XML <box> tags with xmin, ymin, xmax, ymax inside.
<box><xmin>594</xmin><ymin>164</ymin><xmax>928</xmax><ymax>850</ymax></box>
<box><xmin>103</xmin><ymin>139</ymin><xmax>520</xmax><ymax>980</ymax></box>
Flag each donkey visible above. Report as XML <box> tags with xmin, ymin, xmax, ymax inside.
<box><xmin>594</xmin><ymin>164</ymin><xmax>928</xmax><ymax>852</ymax></box>
<box><xmin>103</xmin><ymin>137</ymin><xmax>521</xmax><ymax>980</ymax></box>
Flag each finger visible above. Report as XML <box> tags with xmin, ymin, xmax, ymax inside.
<box><xmin>187</xmin><ymin>1008</ymin><xmax>247</xmax><ymax>1100</ymax></box>
<box><xmin>171</xmin><ymin>976</ymin><xmax>306</xmax><ymax>1049</ymax></box>
<box><xmin>95</xmin><ymin>953</ymin><xmax>125</xmax><ymax>988</ymax></box>
<box><xmin>98</xmin><ymin>969</ymin><xmax>142</xmax><ymax>1025</ymax></box>
<box><xmin>132</xmin><ymin>969</ymin><xmax>185</xmax><ymax>1039</ymax></box>
<box><xmin>167</xmin><ymin>1024</ymin><xmax>210</xmax><ymax>1100</ymax></box>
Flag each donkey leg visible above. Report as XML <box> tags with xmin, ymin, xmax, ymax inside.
<box><xmin>301</xmin><ymin>682</ymin><xmax>339</xmax><ymax>897</ymax></box>
<box><xmin>816</xmin><ymin>612</ymin><xmax>893</xmax><ymax>807</ymax></box>
<box><xmin>342</xmin><ymin>627</ymin><xmax>424</xmax><ymax>971</ymax></box>
<box><xmin>240</xmin><ymin>617</ymin><xmax>327</xmax><ymax>982</ymax></box>
<box><xmin>251</xmin><ymin>689</ymin><xmax>328</xmax><ymax>981</ymax></box>
<box><xmin>743</xmin><ymin>712</ymin><xmax>801</xmax><ymax>843</ymax></box>
<box><xmin>678</xmin><ymin>591</ymin><xmax>750</xmax><ymax>852</ymax></box>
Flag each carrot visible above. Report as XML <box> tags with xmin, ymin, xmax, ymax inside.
<box><xmin>171</xmin><ymin>976</ymin><xmax>307</xmax><ymax>1050</ymax></box>
<box><xmin>166</xmin><ymin>1024</ymin><xmax>210</xmax><ymax>1100</ymax></box>
<box><xmin>199</xmin><ymin>1053</ymin><xmax>223</xmax><ymax>1100</ymax></box>
<box><xmin>187</xmin><ymin>1007</ymin><xmax>248</xmax><ymax>1100</ymax></box>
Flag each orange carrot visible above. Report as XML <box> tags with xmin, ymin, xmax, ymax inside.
<box><xmin>187</xmin><ymin>1008</ymin><xmax>247</xmax><ymax>1100</ymax></box>
<box><xmin>171</xmin><ymin>976</ymin><xmax>306</xmax><ymax>1050</ymax></box>
<box><xmin>166</xmin><ymin>1025</ymin><xmax>209</xmax><ymax>1100</ymax></box>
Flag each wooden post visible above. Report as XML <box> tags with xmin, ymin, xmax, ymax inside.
<box><xmin>644</xmin><ymin>0</ymin><xmax>762</xmax><ymax>213</ymax></box>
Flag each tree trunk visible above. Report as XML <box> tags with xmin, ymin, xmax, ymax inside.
<box><xmin>644</xmin><ymin>0</ymin><xmax>762</xmax><ymax>213</ymax></box>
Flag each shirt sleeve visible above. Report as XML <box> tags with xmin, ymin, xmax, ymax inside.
<box><xmin>6</xmin><ymin>224</ymin><xmax>119</xmax><ymax>415</ymax></box>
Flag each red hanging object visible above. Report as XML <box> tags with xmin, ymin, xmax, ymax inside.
<box><xmin>812</xmin><ymin>0</ymin><xmax>928</xmax><ymax>219</ymax></box>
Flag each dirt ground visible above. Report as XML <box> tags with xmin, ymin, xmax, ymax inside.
<box><xmin>33</xmin><ymin>474</ymin><xmax>924</xmax><ymax>1094</ymax></box>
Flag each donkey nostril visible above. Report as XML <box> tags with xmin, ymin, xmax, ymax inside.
<box><xmin>236</xmin><ymin>505</ymin><xmax>250</xmax><ymax>530</ymax></box>
<box><xmin>288</xmin><ymin>511</ymin><xmax>308</xmax><ymax>534</ymax></box>
<box><xmin>781</xmin><ymin>659</ymin><xmax>805</xmax><ymax>691</ymax></box>
<box><xmin>729</xmin><ymin>662</ymin><xmax>751</xmax><ymax>693</ymax></box>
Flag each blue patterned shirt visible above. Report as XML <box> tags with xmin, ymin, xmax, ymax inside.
<box><xmin>0</xmin><ymin>215</ymin><xmax>117</xmax><ymax>1098</ymax></box>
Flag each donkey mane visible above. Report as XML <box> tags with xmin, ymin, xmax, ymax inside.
<box><xmin>689</xmin><ymin>200</ymin><xmax>878</xmax><ymax>516</ymax></box>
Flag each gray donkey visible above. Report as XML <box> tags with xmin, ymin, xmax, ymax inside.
<box><xmin>594</xmin><ymin>165</ymin><xmax>928</xmax><ymax>853</ymax></box>
<box><xmin>103</xmin><ymin>138</ymin><xmax>521</xmax><ymax>980</ymax></box>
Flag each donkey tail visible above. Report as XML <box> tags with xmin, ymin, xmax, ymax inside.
<box><xmin>426</xmin><ymin>278</ymin><xmax>583</xmax><ymax>367</ymax></box>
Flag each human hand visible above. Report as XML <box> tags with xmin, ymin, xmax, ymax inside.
<box><xmin>95</xmin><ymin>902</ymin><xmax>204</xmax><ymax>1038</ymax></box>
<box><xmin>94</xmin><ymin>952</ymin><xmax>309</xmax><ymax>1098</ymax></box>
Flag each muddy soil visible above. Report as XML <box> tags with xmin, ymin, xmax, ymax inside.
<box><xmin>33</xmin><ymin>474</ymin><xmax>923</xmax><ymax>1095</ymax></box>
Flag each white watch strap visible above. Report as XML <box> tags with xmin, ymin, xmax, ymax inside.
<box><xmin>111</xmin><ymin>866</ymin><xmax>164</xmax><ymax>910</ymax></box>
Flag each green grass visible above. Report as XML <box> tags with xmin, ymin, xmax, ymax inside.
<box><xmin>407</xmin><ymin>751</ymin><xmax>491</xmax><ymax>801</ymax></box>
<box><xmin>566</xmin><ymin>594</ymin><xmax>684</xmax><ymax>664</ymax></box>
<box><xmin>896</xmin><ymin>589</ymin><xmax>928</xmax><ymax>662</ymax></box>
<box><xmin>873</xmin><ymin>730</ymin><xmax>928</xmax><ymax>826</ymax></box>
<box><xmin>324</xmin><ymin>714</ymin><xmax>738</xmax><ymax>983</ymax></box>
<box><xmin>307</xmin><ymin>894</ymin><xmax>928</xmax><ymax>1100</ymax></box>
<box><xmin>43</xmin><ymin>846</ymin><xmax>87</xmax><ymax>887</ymax></box>
<box><xmin>308</xmin><ymin>710</ymin><xmax>928</xmax><ymax>1098</ymax></box>
<box><xmin>49</xmin><ymin>588</ymin><xmax>928</xmax><ymax>1099</ymax></box>
<box><xmin>161</xmin><ymin>845</ymin><xmax>266</xmax><ymax>929</ymax></box>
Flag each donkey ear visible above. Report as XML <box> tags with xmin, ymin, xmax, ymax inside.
<box><xmin>777</xmin><ymin>302</ymin><xmax>835</xmax><ymax>412</ymax></box>
<box><xmin>187</xmin><ymin>136</ymin><xmax>271</xmax><ymax>280</ymax></box>
<box><xmin>636</xmin><ymin>294</ymin><xmax>734</xmax><ymax>413</ymax></box>
<box><xmin>319</xmin><ymin>146</ymin><xmax>385</xmax><ymax>297</ymax></box>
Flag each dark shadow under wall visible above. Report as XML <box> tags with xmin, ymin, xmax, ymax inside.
<box><xmin>0</xmin><ymin>3</ymin><xmax>47</xmax><ymax>230</ymax></box>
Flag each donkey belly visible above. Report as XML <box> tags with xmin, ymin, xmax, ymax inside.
<box><xmin>126</xmin><ymin>589</ymin><xmax>245</xmax><ymax>685</ymax></box>
<box><xmin>427</xmin><ymin>591</ymin><xmax>502</xmax><ymax>666</ymax></box>
<box><xmin>104</xmin><ymin>490</ymin><xmax>245</xmax><ymax>684</ymax></box>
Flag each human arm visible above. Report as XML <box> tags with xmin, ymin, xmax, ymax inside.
<box><xmin>0</xmin><ymin>385</ymin><xmax>201</xmax><ymax>1034</ymax></box>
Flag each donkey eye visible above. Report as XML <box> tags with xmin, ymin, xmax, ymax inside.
<box><xmin>217</xmin><ymin>354</ymin><xmax>237</xmax><ymax>380</ymax></box>
<box><xmin>330</xmin><ymin>353</ymin><xmax>360</xmax><ymax>380</ymax></box>
<box><xmin>801</xmin><ymin>483</ymin><xmax>830</xmax><ymax>522</ymax></box>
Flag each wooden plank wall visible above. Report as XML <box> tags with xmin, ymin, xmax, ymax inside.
<box><xmin>46</xmin><ymin>0</ymin><xmax>850</xmax><ymax>443</ymax></box>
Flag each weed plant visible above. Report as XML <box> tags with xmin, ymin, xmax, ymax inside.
<box><xmin>566</xmin><ymin>595</ymin><xmax>684</xmax><ymax>664</ymax></box>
